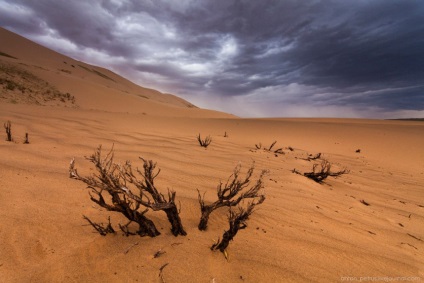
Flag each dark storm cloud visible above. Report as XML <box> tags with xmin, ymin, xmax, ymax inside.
<box><xmin>8</xmin><ymin>1</ymin><xmax>134</xmax><ymax>56</ymax></box>
<box><xmin>1</xmin><ymin>0</ymin><xmax>423</xmax><ymax>117</ymax></box>
<box><xmin>286</xmin><ymin>3</ymin><xmax>424</xmax><ymax>90</ymax></box>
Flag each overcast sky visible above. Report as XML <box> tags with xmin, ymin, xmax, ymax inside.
<box><xmin>1</xmin><ymin>0</ymin><xmax>423</xmax><ymax>118</ymax></box>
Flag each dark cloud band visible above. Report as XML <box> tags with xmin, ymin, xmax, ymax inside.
<box><xmin>1</xmin><ymin>0</ymin><xmax>423</xmax><ymax>117</ymax></box>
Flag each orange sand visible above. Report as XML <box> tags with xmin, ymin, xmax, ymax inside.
<box><xmin>1</xmin><ymin>27</ymin><xmax>423</xmax><ymax>282</ymax></box>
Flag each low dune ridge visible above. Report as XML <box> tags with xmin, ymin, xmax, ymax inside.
<box><xmin>1</xmin><ymin>27</ymin><xmax>424</xmax><ymax>282</ymax></box>
<box><xmin>0</xmin><ymin>27</ymin><xmax>231</xmax><ymax>118</ymax></box>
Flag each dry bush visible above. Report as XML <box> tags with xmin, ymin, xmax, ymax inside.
<box><xmin>123</xmin><ymin>157</ymin><xmax>187</xmax><ymax>236</ymax></box>
<box><xmin>211</xmin><ymin>197</ymin><xmax>265</xmax><ymax>257</ymax></box>
<box><xmin>293</xmin><ymin>159</ymin><xmax>349</xmax><ymax>183</ymax></box>
<box><xmin>197</xmin><ymin>164</ymin><xmax>267</xmax><ymax>231</ymax></box>
<box><xmin>197</xmin><ymin>134</ymin><xmax>212</xmax><ymax>148</ymax></box>
<box><xmin>4</xmin><ymin>120</ymin><xmax>12</xmax><ymax>141</ymax></box>
<box><xmin>69</xmin><ymin>146</ymin><xmax>186</xmax><ymax>237</ymax></box>
<box><xmin>254</xmin><ymin>141</ymin><xmax>283</xmax><ymax>154</ymax></box>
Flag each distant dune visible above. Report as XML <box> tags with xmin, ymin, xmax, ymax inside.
<box><xmin>1</xmin><ymin>27</ymin><xmax>423</xmax><ymax>282</ymax></box>
<box><xmin>0</xmin><ymin>27</ymin><xmax>233</xmax><ymax>118</ymax></box>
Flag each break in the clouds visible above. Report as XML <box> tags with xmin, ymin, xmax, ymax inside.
<box><xmin>1</xmin><ymin>0</ymin><xmax>424</xmax><ymax>118</ymax></box>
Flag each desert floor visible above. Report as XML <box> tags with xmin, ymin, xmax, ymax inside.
<box><xmin>1</xmin><ymin>103</ymin><xmax>423</xmax><ymax>282</ymax></box>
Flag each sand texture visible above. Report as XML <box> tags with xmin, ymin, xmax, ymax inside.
<box><xmin>1</xmin><ymin>27</ymin><xmax>423</xmax><ymax>282</ymax></box>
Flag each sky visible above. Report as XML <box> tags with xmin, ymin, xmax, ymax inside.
<box><xmin>1</xmin><ymin>0</ymin><xmax>423</xmax><ymax>118</ymax></box>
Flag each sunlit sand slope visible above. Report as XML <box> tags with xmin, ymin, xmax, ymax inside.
<box><xmin>1</xmin><ymin>104</ymin><xmax>423</xmax><ymax>282</ymax></box>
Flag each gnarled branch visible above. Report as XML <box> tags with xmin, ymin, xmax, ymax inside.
<box><xmin>198</xmin><ymin>163</ymin><xmax>267</xmax><ymax>230</ymax></box>
<box><xmin>83</xmin><ymin>215</ymin><xmax>115</xmax><ymax>236</ymax></box>
<box><xmin>69</xmin><ymin>146</ymin><xmax>160</xmax><ymax>237</ymax></box>
<box><xmin>211</xmin><ymin>196</ymin><xmax>265</xmax><ymax>255</ymax></box>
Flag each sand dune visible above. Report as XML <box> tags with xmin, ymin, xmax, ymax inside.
<box><xmin>1</xmin><ymin>28</ymin><xmax>423</xmax><ymax>282</ymax></box>
<box><xmin>0</xmin><ymin>27</ymin><xmax>232</xmax><ymax>118</ymax></box>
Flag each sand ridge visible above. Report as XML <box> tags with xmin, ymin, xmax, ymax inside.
<box><xmin>0</xmin><ymin>27</ymin><xmax>232</xmax><ymax>118</ymax></box>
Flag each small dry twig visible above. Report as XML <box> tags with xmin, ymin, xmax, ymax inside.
<box><xmin>123</xmin><ymin>242</ymin><xmax>139</xmax><ymax>254</ymax></box>
<box><xmin>268</xmin><ymin>141</ymin><xmax>277</xmax><ymax>151</ymax></box>
<box><xmin>254</xmin><ymin>141</ymin><xmax>283</xmax><ymax>154</ymax></box>
<box><xmin>407</xmin><ymin>233</ymin><xmax>423</xmax><ymax>242</ymax></box>
<box><xmin>153</xmin><ymin>249</ymin><xmax>166</xmax><ymax>258</ymax></box>
<box><xmin>82</xmin><ymin>215</ymin><xmax>115</xmax><ymax>236</ymax></box>
<box><xmin>159</xmin><ymin>263</ymin><xmax>169</xmax><ymax>283</ymax></box>
<box><xmin>23</xmin><ymin>133</ymin><xmax>29</xmax><ymax>144</ymax></box>
<box><xmin>360</xmin><ymin>199</ymin><xmax>370</xmax><ymax>206</ymax></box>
<box><xmin>401</xmin><ymin>242</ymin><xmax>418</xmax><ymax>250</ymax></box>
<box><xmin>4</xmin><ymin>120</ymin><xmax>12</xmax><ymax>142</ymax></box>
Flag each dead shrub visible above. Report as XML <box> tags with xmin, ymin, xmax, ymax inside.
<box><xmin>254</xmin><ymin>141</ymin><xmax>284</xmax><ymax>155</ymax></box>
<box><xmin>197</xmin><ymin>134</ymin><xmax>212</xmax><ymax>148</ymax></box>
<box><xmin>293</xmin><ymin>159</ymin><xmax>349</xmax><ymax>183</ymax></box>
<box><xmin>211</xmin><ymin>197</ymin><xmax>265</xmax><ymax>259</ymax></box>
<box><xmin>197</xmin><ymin>164</ymin><xmax>267</xmax><ymax>231</ymax></box>
<box><xmin>69</xmin><ymin>145</ymin><xmax>186</xmax><ymax>237</ymax></box>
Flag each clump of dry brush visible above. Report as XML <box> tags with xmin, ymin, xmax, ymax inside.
<box><xmin>70</xmin><ymin>146</ymin><xmax>268</xmax><ymax>260</ymax></box>
<box><xmin>293</xmin><ymin>159</ymin><xmax>349</xmax><ymax>183</ymax></box>
<box><xmin>69</xmin><ymin>145</ymin><xmax>186</xmax><ymax>237</ymax></box>
<box><xmin>197</xmin><ymin>133</ymin><xmax>212</xmax><ymax>148</ymax></box>
<box><xmin>3</xmin><ymin>120</ymin><xmax>30</xmax><ymax>144</ymax></box>
<box><xmin>255</xmin><ymin>141</ymin><xmax>284</xmax><ymax>155</ymax></box>
<box><xmin>211</xmin><ymin>196</ymin><xmax>265</xmax><ymax>258</ymax></box>
<box><xmin>197</xmin><ymin>163</ymin><xmax>267</xmax><ymax>231</ymax></box>
<box><xmin>197</xmin><ymin>163</ymin><xmax>267</xmax><ymax>259</ymax></box>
